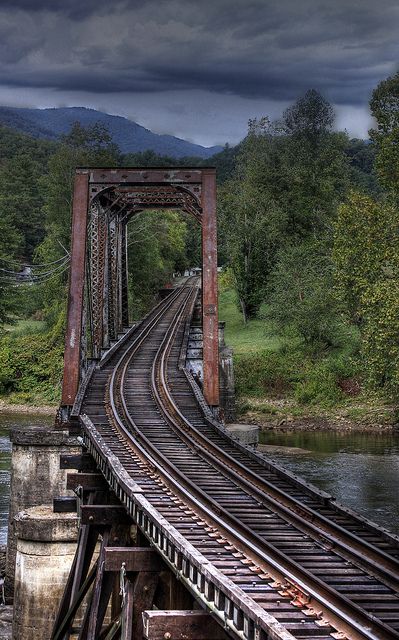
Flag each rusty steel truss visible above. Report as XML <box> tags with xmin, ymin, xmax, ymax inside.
<box><xmin>61</xmin><ymin>167</ymin><xmax>219</xmax><ymax>412</ymax></box>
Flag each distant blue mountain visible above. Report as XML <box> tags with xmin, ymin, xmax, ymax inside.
<box><xmin>0</xmin><ymin>106</ymin><xmax>222</xmax><ymax>158</ymax></box>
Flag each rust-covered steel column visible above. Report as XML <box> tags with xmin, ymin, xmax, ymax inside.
<box><xmin>201</xmin><ymin>169</ymin><xmax>219</xmax><ymax>406</ymax></box>
<box><xmin>61</xmin><ymin>173</ymin><xmax>89</xmax><ymax>407</ymax></box>
<box><xmin>121</xmin><ymin>222</ymin><xmax>129</xmax><ymax>328</ymax></box>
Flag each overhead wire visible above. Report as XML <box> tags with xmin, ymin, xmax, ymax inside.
<box><xmin>0</xmin><ymin>268</ymin><xmax>69</xmax><ymax>287</ymax></box>
<box><xmin>24</xmin><ymin>264</ymin><xmax>70</xmax><ymax>284</ymax></box>
<box><xmin>0</xmin><ymin>258</ymin><xmax>70</xmax><ymax>285</ymax></box>
<box><xmin>0</xmin><ymin>251</ymin><xmax>70</xmax><ymax>270</ymax></box>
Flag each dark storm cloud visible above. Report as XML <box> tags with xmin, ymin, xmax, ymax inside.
<box><xmin>0</xmin><ymin>0</ymin><xmax>169</xmax><ymax>19</ymax></box>
<box><xmin>0</xmin><ymin>0</ymin><xmax>397</xmax><ymax>106</ymax></box>
<box><xmin>0</xmin><ymin>0</ymin><xmax>128</xmax><ymax>19</ymax></box>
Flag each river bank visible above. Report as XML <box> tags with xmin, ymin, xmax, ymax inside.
<box><xmin>238</xmin><ymin>396</ymin><xmax>398</xmax><ymax>433</ymax></box>
<box><xmin>0</xmin><ymin>396</ymin><xmax>397</xmax><ymax>434</ymax></box>
<box><xmin>218</xmin><ymin>286</ymin><xmax>399</xmax><ymax>434</ymax></box>
<box><xmin>0</xmin><ymin>400</ymin><xmax>56</xmax><ymax>416</ymax></box>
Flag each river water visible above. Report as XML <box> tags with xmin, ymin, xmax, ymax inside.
<box><xmin>259</xmin><ymin>430</ymin><xmax>399</xmax><ymax>535</ymax></box>
<box><xmin>0</xmin><ymin>415</ymin><xmax>397</xmax><ymax>542</ymax></box>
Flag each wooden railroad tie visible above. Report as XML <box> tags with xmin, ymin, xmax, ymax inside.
<box><xmin>53</xmin><ymin>496</ymin><xmax>78</xmax><ymax>513</ymax></box>
<box><xmin>53</xmin><ymin>419</ymin><xmax>81</xmax><ymax>435</ymax></box>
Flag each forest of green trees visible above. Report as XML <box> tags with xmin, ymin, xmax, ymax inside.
<box><xmin>0</xmin><ymin>71</ymin><xmax>398</xmax><ymax>414</ymax></box>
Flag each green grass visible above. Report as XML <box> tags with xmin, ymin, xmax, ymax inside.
<box><xmin>4</xmin><ymin>319</ymin><xmax>46</xmax><ymax>337</ymax></box>
<box><xmin>219</xmin><ymin>289</ymin><xmax>281</xmax><ymax>354</ymax></box>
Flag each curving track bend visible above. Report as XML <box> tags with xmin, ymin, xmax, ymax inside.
<box><xmin>81</xmin><ymin>280</ymin><xmax>399</xmax><ymax>640</ymax></box>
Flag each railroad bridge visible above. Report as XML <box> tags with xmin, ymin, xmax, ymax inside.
<box><xmin>44</xmin><ymin>168</ymin><xmax>399</xmax><ymax>640</ymax></box>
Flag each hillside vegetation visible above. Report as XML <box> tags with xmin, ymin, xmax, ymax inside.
<box><xmin>219</xmin><ymin>285</ymin><xmax>395</xmax><ymax>430</ymax></box>
<box><xmin>0</xmin><ymin>106</ymin><xmax>222</xmax><ymax>158</ymax></box>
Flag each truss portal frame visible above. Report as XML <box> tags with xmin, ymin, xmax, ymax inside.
<box><xmin>61</xmin><ymin>167</ymin><xmax>219</xmax><ymax>409</ymax></box>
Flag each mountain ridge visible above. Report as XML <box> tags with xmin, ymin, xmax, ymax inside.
<box><xmin>0</xmin><ymin>106</ymin><xmax>223</xmax><ymax>158</ymax></box>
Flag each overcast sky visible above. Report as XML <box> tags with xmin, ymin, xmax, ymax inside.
<box><xmin>0</xmin><ymin>0</ymin><xmax>398</xmax><ymax>147</ymax></box>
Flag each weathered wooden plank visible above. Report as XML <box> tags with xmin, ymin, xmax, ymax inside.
<box><xmin>131</xmin><ymin>572</ymin><xmax>159</xmax><ymax>639</ymax></box>
<box><xmin>104</xmin><ymin>547</ymin><xmax>164</xmax><ymax>573</ymax></box>
<box><xmin>120</xmin><ymin>578</ymin><xmax>134</xmax><ymax>640</ymax></box>
<box><xmin>60</xmin><ymin>453</ymin><xmax>97</xmax><ymax>471</ymax></box>
<box><xmin>66</xmin><ymin>472</ymin><xmax>108</xmax><ymax>491</ymax></box>
<box><xmin>142</xmin><ymin>610</ymin><xmax>227</xmax><ymax>640</ymax></box>
<box><xmin>53</xmin><ymin>496</ymin><xmax>78</xmax><ymax>513</ymax></box>
<box><xmin>86</xmin><ymin>530</ymin><xmax>115</xmax><ymax>640</ymax></box>
<box><xmin>67</xmin><ymin>420</ymin><xmax>82</xmax><ymax>436</ymax></box>
<box><xmin>155</xmin><ymin>570</ymin><xmax>193</xmax><ymax>610</ymax></box>
<box><xmin>80</xmin><ymin>505</ymin><xmax>132</xmax><ymax>526</ymax></box>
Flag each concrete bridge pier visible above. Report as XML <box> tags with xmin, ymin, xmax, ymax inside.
<box><xmin>6</xmin><ymin>426</ymin><xmax>80</xmax><ymax>595</ymax></box>
<box><xmin>218</xmin><ymin>321</ymin><xmax>235</xmax><ymax>422</ymax></box>
<box><xmin>186</xmin><ymin>320</ymin><xmax>236</xmax><ymax>422</ymax></box>
<box><xmin>12</xmin><ymin>506</ymin><xmax>78</xmax><ymax>640</ymax></box>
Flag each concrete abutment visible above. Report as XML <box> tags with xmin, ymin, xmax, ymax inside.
<box><xmin>12</xmin><ymin>506</ymin><xmax>78</xmax><ymax>640</ymax></box>
<box><xmin>6</xmin><ymin>425</ymin><xmax>80</xmax><ymax>595</ymax></box>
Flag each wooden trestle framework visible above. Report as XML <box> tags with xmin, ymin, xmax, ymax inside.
<box><xmin>52</xmin><ymin>464</ymin><xmax>227</xmax><ymax>640</ymax></box>
<box><xmin>61</xmin><ymin>167</ymin><xmax>219</xmax><ymax>413</ymax></box>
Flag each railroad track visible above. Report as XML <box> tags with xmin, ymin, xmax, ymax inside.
<box><xmin>81</xmin><ymin>280</ymin><xmax>399</xmax><ymax>640</ymax></box>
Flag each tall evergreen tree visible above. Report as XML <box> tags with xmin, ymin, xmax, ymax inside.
<box><xmin>0</xmin><ymin>153</ymin><xmax>45</xmax><ymax>260</ymax></box>
<box><xmin>36</xmin><ymin>122</ymin><xmax>121</xmax><ymax>325</ymax></box>
<box><xmin>370</xmin><ymin>71</ymin><xmax>399</xmax><ymax>201</ymax></box>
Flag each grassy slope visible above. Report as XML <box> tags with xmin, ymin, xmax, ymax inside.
<box><xmin>0</xmin><ymin>319</ymin><xmax>62</xmax><ymax>406</ymax></box>
<box><xmin>4</xmin><ymin>319</ymin><xmax>46</xmax><ymax>336</ymax></box>
<box><xmin>220</xmin><ymin>289</ymin><xmax>280</xmax><ymax>354</ymax></box>
<box><xmin>219</xmin><ymin>287</ymin><xmax>397</xmax><ymax>430</ymax></box>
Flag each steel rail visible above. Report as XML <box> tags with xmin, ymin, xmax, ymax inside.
<box><xmin>80</xmin><ymin>414</ymin><xmax>297</xmax><ymax>640</ymax></box>
<box><xmin>99</xmin><ymin>280</ymin><xmax>187</xmax><ymax>369</ymax></box>
<box><xmin>106</xmin><ymin>284</ymin><xmax>399</xmax><ymax>640</ymax></box>
<box><xmin>154</xmin><ymin>306</ymin><xmax>399</xmax><ymax>591</ymax></box>
<box><xmin>185</xmin><ymin>364</ymin><xmax>399</xmax><ymax>546</ymax></box>
<box><xmin>149</xmin><ymin>285</ymin><xmax>399</xmax><ymax>640</ymax></box>
<box><xmin>101</xmin><ymin>284</ymin><xmax>297</xmax><ymax>640</ymax></box>
<box><xmin>176</xmin><ymin>291</ymin><xmax>399</xmax><ymax>551</ymax></box>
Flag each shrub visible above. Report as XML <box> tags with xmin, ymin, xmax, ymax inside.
<box><xmin>234</xmin><ymin>349</ymin><xmax>299</xmax><ymax>397</ymax></box>
<box><xmin>294</xmin><ymin>364</ymin><xmax>344</xmax><ymax>407</ymax></box>
<box><xmin>361</xmin><ymin>279</ymin><xmax>399</xmax><ymax>396</ymax></box>
<box><xmin>0</xmin><ymin>330</ymin><xmax>63</xmax><ymax>404</ymax></box>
